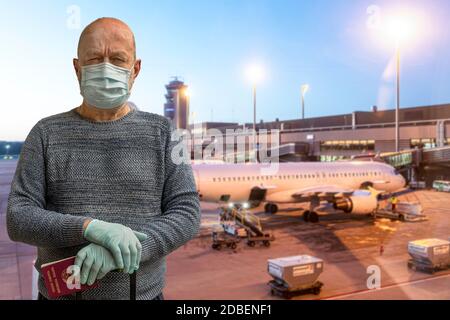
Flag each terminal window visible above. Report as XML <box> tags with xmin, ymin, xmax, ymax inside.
<box><xmin>320</xmin><ymin>140</ymin><xmax>375</xmax><ymax>152</ymax></box>
<box><xmin>320</xmin><ymin>155</ymin><xmax>346</xmax><ymax>162</ymax></box>
<box><xmin>410</xmin><ymin>138</ymin><xmax>436</xmax><ymax>149</ymax></box>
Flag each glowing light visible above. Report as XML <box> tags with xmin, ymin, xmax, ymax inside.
<box><xmin>301</xmin><ymin>84</ymin><xmax>310</xmax><ymax>96</ymax></box>
<box><xmin>243</xmin><ymin>202</ymin><xmax>250</xmax><ymax>209</ymax></box>
<box><xmin>367</xmin><ymin>6</ymin><xmax>431</xmax><ymax>55</ymax></box>
<box><xmin>245</xmin><ymin>63</ymin><xmax>265</xmax><ymax>85</ymax></box>
<box><xmin>385</xmin><ymin>16</ymin><xmax>414</xmax><ymax>46</ymax></box>
<box><xmin>228</xmin><ymin>202</ymin><xmax>234</xmax><ymax>209</ymax></box>
<box><xmin>377</xmin><ymin>9</ymin><xmax>425</xmax><ymax>49</ymax></box>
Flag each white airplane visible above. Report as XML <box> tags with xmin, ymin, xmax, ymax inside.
<box><xmin>192</xmin><ymin>160</ymin><xmax>406</xmax><ymax>223</ymax></box>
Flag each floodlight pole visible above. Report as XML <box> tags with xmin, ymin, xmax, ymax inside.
<box><xmin>395</xmin><ymin>46</ymin><xmax>400</xmax><ymax>152</ymax></box>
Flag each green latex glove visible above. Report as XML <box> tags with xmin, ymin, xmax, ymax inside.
<box><xmin>83</xmin><ymin>219</ymin><xmax>148</xmax><ymax>274</ymax></box>
<box><xmin>75</xmin><ymin>243</ymin><xmax>119</xmax><ymax>286</ymax></box>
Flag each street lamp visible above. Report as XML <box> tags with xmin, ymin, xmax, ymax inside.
<box><xmin>301</xmin><ymin>84</ymin><xmax>310</xmax><ymax>120</ymax></box>
<box><xmin>395</xmin><ymin>43</ymin><xmax>401</xmax><ymax>153</ymax></box>
<box><xmin>384</xmin><ymin>15</ymin><xmax>415</xmax><ymax>152</ymax></box>
<box><xmin>5</xmin><ymin>144</ymin><xmax>10</xmax><ymax>160</ymax></box>
<box><xmin>190</xmin><ymin>111</ymin><xmax>196</xmax><ymax>125</ymax></box>
<box><xmin>245</xmin><ymin>63</ymin><xmax>265</xmax><ymax>151</ymax></box>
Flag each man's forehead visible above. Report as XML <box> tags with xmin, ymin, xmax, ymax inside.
<box><xmin>80</xmin><ymin>28</ymin><xmax>133</xmax><ymax>47</ymax></box>
<box><xmin>78</xmin><ymin>19</ymin><xmax>135</xmax><ymax>57</ymax></box>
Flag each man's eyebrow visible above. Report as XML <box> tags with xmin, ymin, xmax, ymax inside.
<box><xmin>84</xmin><ymin>49</ymin><xmax>103</xmax><ymax>57</ymax></box>
<box><xmin>110</xmin><ymin>50</ymin><xmax>131</xmax><ymax>57</ymax></box>
<box><xmin>83</xmin><ymin>49</ymin><xmax>130</xmax><ymax>59</ymax></box>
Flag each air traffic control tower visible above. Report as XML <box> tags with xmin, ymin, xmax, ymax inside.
<box><xmin>164</xmin><ymin>77</ymin><xmax>189</xmax><ymax>130</ymax></box>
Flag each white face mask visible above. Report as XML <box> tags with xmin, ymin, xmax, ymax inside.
<box><xmin>80</xmin><ymin>62</ymin><xmax>133</xmax><ymax>109</ymax></box>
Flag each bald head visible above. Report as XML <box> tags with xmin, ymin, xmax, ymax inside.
<box><xmin>77</xmin><ymin>17</ymin><xmax>136</xmax><ymax>60</ymax></box>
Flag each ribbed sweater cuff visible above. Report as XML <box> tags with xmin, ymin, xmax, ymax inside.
<box><xmin>141</xmin><ymin>232</ymin><xmax>161</xmax><ymax>262</ymax></box>
<box><xmin>61</xmin><ymin>215</ymin><xmax>90</xmax><ymax>246</ymax></box>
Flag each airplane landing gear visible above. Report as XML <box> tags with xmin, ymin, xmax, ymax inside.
<box><xmin>309</xmin><ymin>211</ymin><xmax>319</xmax><ymax>223</ymax></box>
<box><xmin>303</xmin><ymin>211</ymin><xmax>310</xmax><ymax>222</ymax></box>
<box><xmin>302</xmin><ymin>210</ymin><xmax>319</xmax><ymax>223</ymax></box>
<box><xmin>302</xmin><ymin>196</ymin><xmax>320</xmax><ymax>223</ymax></box>
<box><xmin>264</xmin><ymin>203</ymin><xmax>278</xmax><ymax>214</ymax></box>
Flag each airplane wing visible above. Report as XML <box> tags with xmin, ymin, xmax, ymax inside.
<box><xmin>264</xmin><ymin>184</ymin><xmax>384</xmax><ymax>204</ymax></box>
<box><xmin>291</xmin><ymin>185</ymin><xmax>355</xmax><ymax>199</ymax></box>
<box><xmin>291</xmin><ymin>184</ymin><xmax>386</xmax><ymax>200</ymax></box>
<box><xmin>371</xmin><ymin>180</ymin><xmax>390</xmax><ymax>184</ymax></box>
<box><xmin>266</xmin><ymin>185</ymin><xmax>357</xmax><ymax>203</ymax></box>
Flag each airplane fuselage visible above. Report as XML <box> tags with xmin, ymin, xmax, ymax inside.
<box><xmin>192</xmin><ymin>161</ymin><xmax>405</xmax><ymax>204</ymax></box>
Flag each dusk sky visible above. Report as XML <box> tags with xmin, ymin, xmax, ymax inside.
<box><xmin>1</xmin><ymin>0</ymin><xmax>449</xmax><ymax>140</ymax></box>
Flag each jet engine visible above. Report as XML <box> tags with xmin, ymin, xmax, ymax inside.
<box><xmin>333</xmin><ymin>190</ymin><xmax>378</xmax><ymax>215</ymax></box>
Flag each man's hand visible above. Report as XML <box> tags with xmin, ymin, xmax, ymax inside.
<box><xmin>83</xmin><ymin>220</ymin><xmax>147</xmax><ymax>274</ymax></box>
<box><xmin>75</xmin><ymin>243</ymin><xmax>119</xmax><ymax>286</ymax></box>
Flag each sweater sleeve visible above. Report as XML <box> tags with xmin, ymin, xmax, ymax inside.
<box><xmin>140</xmin><ymin>123</ymin><xmax>201</xmax><ymax>263</ymax></box>
<box><xmin>6</xmin><ymin>121</ymin><xmax>89</xmax><ymax>248</ymax></box>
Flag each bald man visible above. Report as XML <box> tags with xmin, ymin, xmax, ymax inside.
<box><xmin>7</xmin><ymin>18</ymin><xmax>201</xmax><ymax>300</ymax></box>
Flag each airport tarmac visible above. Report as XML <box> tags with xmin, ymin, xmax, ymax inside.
<box><xmin>0</xmin><ymin>160</ymin><xmax>449</xmax><ymax>300</ymax></box>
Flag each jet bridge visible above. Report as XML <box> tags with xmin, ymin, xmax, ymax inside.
<box><xmin>380</xmin><ymin>146</ymin><xmax>450</xmax><ymax>186</ymax></box>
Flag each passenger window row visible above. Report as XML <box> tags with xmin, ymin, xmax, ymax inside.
<box><xmin>211</xmin><ymin>171</ymin><xmax>383</xmax><ymax>182</ymax></box>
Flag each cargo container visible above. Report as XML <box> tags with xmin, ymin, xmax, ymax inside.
<box><xmin>267</xmin><ymin>255</ymin><xmax>323</xmax><ymax>298</ymax></box>
<box><xmin>375</xmin><ymin>202</ymin><xmax>427</xmax><ymax>222</ymax></box>
<box><xmin>408</xmin><ymin>238</ymin><xmax>450</xmax><ymax>273</ymax></box>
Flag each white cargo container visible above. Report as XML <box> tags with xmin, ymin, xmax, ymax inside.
<box><xmin>375</xmin><ymin>201</ymin><xmax>427</xmax><ymax>222</ymax></box>
<box><xmin>408</xmin><ymin>238</ymin><xmax>450</xmax><ymax>273</ymax></box>
<box><xmin>267</xmin><ymin>255</ymin><xmax>323</xmax><ymax>297</ymax></box>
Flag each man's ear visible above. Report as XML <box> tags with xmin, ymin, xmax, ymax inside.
<box><xmin>132</xmin><ymin>59</ymin><xmax>142</xmax><ymax>80</ymax></box>
<box><xmin>73</xmin><ymin>58</ymin><xmax>81</xmax><ymax>81</ymax></box>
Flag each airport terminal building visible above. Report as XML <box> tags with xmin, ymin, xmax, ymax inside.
<box><xmin>190</xmin><ymin>103</ymin><xmax>450</xmax><ymax>162</ymax></box>
<box><xmin>272</xmin><ymin>104</ymin><xmax>450</xmax><ymax>161</ymax></box>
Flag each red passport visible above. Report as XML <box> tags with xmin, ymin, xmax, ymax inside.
<box><xmin>41</xmin><ymin>256</ymin><xmax>98</xmax><ymax>299</ymax></box>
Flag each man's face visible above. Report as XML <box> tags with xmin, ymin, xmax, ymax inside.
<box><xmin>73</xmin><ymin>22</ymin><xmax>141</xmax><ymax>92</ymax></box>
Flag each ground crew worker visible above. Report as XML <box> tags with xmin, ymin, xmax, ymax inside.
<box><xmin>390</xmin><ymin>195</ymin><xmax>398</xmax><ymax>212</ymax></box>
<box><xmin>380</xmin><ymin>243</ymin><xmax>385</xmax><ymax>256</ymax></box>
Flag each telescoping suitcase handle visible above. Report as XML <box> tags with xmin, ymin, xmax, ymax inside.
<box><xmin>75</xmin><ymin>271</ymin><xmax>137</xmax><ymax>300</ymax></box>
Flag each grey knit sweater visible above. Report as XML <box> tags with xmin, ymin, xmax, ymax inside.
<box><xmin>6</xmin><ymin>106</ymin><xmax>201</xmax><ymax>300</ymax></box>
